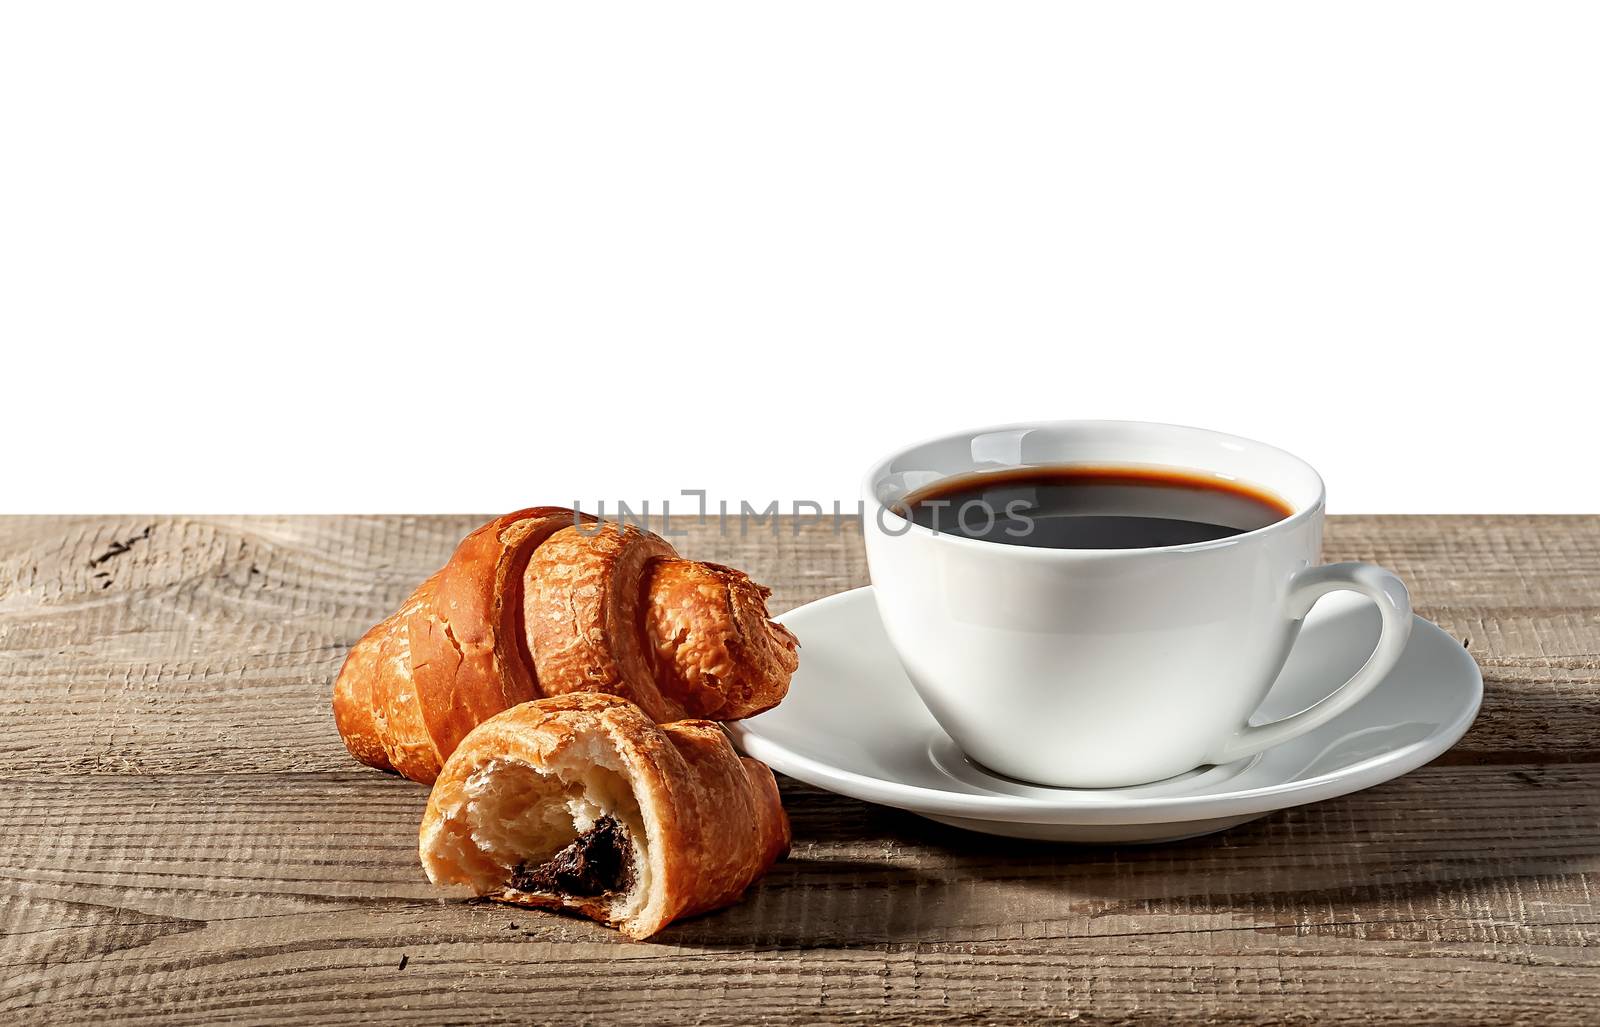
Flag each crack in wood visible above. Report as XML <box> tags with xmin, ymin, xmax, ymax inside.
<box><xmin>86</xmin><ymin>525</ymin><xmax>153</xmax><ymax>568</ymax></box>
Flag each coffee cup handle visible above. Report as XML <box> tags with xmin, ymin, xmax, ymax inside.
<box><xmin>1205</xmin><ymin>562</ymin><xmax>1413</xmax><ymax>766</ymax></box>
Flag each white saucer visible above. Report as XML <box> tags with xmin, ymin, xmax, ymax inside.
<box><xmin>729</xmin><ymin>586</ymin><xmax>1482</xmax><ymax>843</ymax></box>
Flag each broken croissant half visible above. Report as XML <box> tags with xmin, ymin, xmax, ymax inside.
<box><xmin>333</xmin><ymin>507</ymin><xmax>800</xmax><ymax>783</ymax></box>
<box><xmin>419</xmin><ymin>694</ymin><xmax>790</xmax><ymax>939</ymax></box>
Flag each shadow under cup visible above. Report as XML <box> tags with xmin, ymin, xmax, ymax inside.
<box><xmin>861</xmin><ymin>420</ymin><xmax>1335</xmax><ymax>789</ymax></box>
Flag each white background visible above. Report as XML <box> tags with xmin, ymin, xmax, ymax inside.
<box><xmin>3</xmin><ymin>2</ymin><xmax>1596</xmax><ymax>514</ymax></box>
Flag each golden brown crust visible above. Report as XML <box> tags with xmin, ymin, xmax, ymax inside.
<box><xmin>333</xmin><ymin>509</ymin><xmax>799</xmax><ymax>784</ymax></box>
<box><xmin>643</xmin><ymin>560</ymin><xmax>799</xmax><ymax>719</ymax></box>
<box><xmin>652</xmin><ymin>719</ymin><xmax>792</xmax><ymax>920</ymax></box>
<box><xmin>522</xmin><ymin>523</ymin><xmax>683</xmax><ymax>722</ymax></box>
<box><xmin>330</xmin><ymin>627</ymin><xmax>391</xmax><ymax>772</ymax></box>
<box><xmin>370</xmin><ymin>591</ymin><xmax>438</xmax><ymax>781</ymax></box>
<box><xmin>418</xmin><ymin>694</ymin><xmax>790</xmax><ymax>939</ymax></box>
<box><xmin>405</xmin><ymin>508</ymin><xmax>582</xmax><ymax>765</ymax></box>
<box><xmin>331</xmin><ymin>508</ymin><xmax>588</xmax><ymax>784</ymax></box>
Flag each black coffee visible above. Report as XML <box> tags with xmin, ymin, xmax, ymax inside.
<box><xmin>898</xmin><ymin>465</ymin><xmax>1293</xmax><ymax>549</ymax></box>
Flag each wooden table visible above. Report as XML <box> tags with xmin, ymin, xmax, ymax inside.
<box><xmin>2</xmin><ymin>515</ymin><xmax>1597</xmax><ymax>1025</ymax></box>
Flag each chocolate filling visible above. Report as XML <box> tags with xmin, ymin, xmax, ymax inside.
<box><xmin>509</xmin><ymin>815</ymin><xmax>635</xmax><ymax>897</ymax></box>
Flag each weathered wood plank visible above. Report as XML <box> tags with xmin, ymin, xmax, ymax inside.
<box><xmin>1</xmin><ymin>514</ymin><xmax>1598</xmax><ymax>1024</ymax></box>
<box><xmin>1</xmin><ymin>767</ymin><xmax>1597</xmax><ymax>1024</ymax></box>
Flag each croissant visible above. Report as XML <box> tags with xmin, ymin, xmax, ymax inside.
<box><xmin>332</xmin><ymin>507</ymin><xmax>799</xmax><ymax>783</ymax></box>
<box><xmin>419</xmin><ymin>694</ymin><xmax>791</xmax><ymax>939</ymax></box>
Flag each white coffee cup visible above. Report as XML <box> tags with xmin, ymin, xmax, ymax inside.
<box><xmin>862</xmin><ymin>420</ymin><xmax>1412</xmax><ymax>789</ymax></box>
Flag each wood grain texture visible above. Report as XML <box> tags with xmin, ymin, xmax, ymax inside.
<box><xmin>1</xmin><ymin>514</ymin><xmax>1597</xmax><ymax>1024</ymax></box>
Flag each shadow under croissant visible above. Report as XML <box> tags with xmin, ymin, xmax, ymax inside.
<box><xmin>648</xmin><ymin>857</ymin><xmax>963</xmax><ymax>949</ymax></box>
